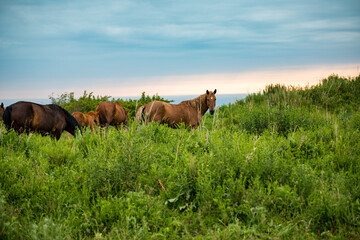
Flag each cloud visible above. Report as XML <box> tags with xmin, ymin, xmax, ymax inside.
<box><xmin>0</xmin><ymin>0</ymin><xmax>359</xmax><ymax>98</ymax></box>
<box><xmin>283</xmin><ymin>18</ymin><xmax>360</xmax><ymax>31</ymax></box>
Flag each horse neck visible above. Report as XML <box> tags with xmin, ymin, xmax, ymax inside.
<box><xmin>182</xmin><ymin>94</ymin><xmax>208</xmax><ymax>116</ymax></box>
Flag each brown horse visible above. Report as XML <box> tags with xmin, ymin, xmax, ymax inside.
<box><xmin>0</xmin><ymin>103</ymin><xmax>4</xmax><ymax>120</ymax></box>
<box><xmin>96</xmin><ymin>101</ymin><xmax>128</xmax><ymax>128</ymax></box>
<box><xmin>139</xmin><ymin>89</ymin><xmax>217</xmax><ymax>128</ymax></box>
<box><xmin>72</xmin><ymin>111</ymin><xmax>99</xmax><ymax>130</ymax></box>
<box><xmin>3</xmin><ymin>101</ymin><xmax>82</xmax><ymax>140</ymax></box>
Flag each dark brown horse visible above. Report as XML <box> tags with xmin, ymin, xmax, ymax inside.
<box><xmin>72</xmin><ymin>111</ymin><xmax>99</xmax><ymax>130</ymax></box>
<box><xmin>3</xmin><ymin>101</ymin><xmax>82</xmax><ymax>140</ymax></box>
<box><xmin>96</xmin><ymin>101</ymin><xmax>128</xmax><ymax>128</ymax></box>
<box><xmin>0</xmin><ymin>103</ymin><xmax>4</xmax><ymax>120</ymax></box>
<box><xmin>139</xmin><ymin>89</ymin><xmax>217</xmax><ymax>128</ymax></box>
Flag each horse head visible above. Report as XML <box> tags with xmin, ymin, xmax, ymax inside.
<box><xmin>87</xmin><ymin>111</ymin><xmax>100</xmax><ymax>125</ymax></box>
<box><xmin>206</xmin><ymin>89</ymin><xmax>217</xmax><ymax>115</ymax></box>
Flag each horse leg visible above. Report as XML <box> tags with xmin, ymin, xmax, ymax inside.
<box><xmin>53</xmin><ymin>130</ymin><xmax>62</xmax><ymax>140</ymax></box>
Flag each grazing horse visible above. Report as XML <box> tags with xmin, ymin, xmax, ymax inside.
<box><xmin>3</xmin><ymin>101</ymin><xmax>82</xmax><ymax>140</ymax></box>
<box><xmin>72</xmin><ymin>111</ymin><xmax>99</xmax><ymax>130</ymax></box>
<box><xmin>0</xmin><ymin>103</ymin><xmax>4</xmax><ymax>120</ymax></box>
<box><xmin>96</xmin><ymin>101</ymin><xmax>128</xmax><ymax>128</ymax></box>
<box><xmin>139</xmin><ymin>89</ymin><xmax>217</xmax><ymax>128</ymax></box>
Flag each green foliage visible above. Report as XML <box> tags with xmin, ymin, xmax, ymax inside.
<box><xmin>1</xmin><ymin>74</ymin><xmax>360</xmax><ymax>239</ymax></box>
<box><xmin>49</xmin><ymin>91</ymin><xmax>172</xmax><ymax>118</ymax></box>
<box><xmin>49</xmin><ymin>91</ymin><xmax>111</xmax><ymax>113</ymax></box>
<box><xmin>245</xmin><ymin>74</ymin><xmax>360</xmax><ymax>113</ymax></box>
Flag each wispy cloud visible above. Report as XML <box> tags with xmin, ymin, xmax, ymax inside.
<box><xmin>0</xmin><ymin>0</ymin><xmax>359</xmax><ymax>99</ymax></box>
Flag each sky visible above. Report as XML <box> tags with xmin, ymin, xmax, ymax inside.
<box><xmin>0</xmin><ymin>0</ymin><xmax>359</xmax><ymax>100</ymax></box>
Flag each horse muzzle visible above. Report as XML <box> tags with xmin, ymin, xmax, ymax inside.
<box><xmin>210</xmin><ymin>110</ymin><xmax>215</xmax><ymax>115</ymax></box>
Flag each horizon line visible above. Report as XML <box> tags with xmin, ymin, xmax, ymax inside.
<box><xmin>1</xmin><ymin>63</ymin><xmax>359</xmax><ymax>100</ymax></box>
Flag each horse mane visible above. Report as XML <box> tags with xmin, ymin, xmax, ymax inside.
<box><xmin>52</xmin><ymin>104</ymin><xmax>82</xmax><ymax>134</ymax></box>
<box><xmin>179</xmin><ymin>94</ymin><xmax>208</xmax><ymax>115</ymax></box>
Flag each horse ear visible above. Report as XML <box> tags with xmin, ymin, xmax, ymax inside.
<box><xmin>0</xmin><ymin>103</ymin><xmax>3</xmax><ymax>108</ymax></box>
<box><xmin>214</xmin><ymin>89</ymin><xmax>217</xmax><ymax>94</ymax></box>
<box><xmin>206</xmin><ymin>90</ymin><xmax>209</xmax><ymax>95</ymax></box>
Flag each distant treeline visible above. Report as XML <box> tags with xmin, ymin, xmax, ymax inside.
<box><xmin>49</xmin><ymin>91</ymin><xmax>172</xmax><ymax>118</ymax></box>
<box><xmin>244</xmin><ymin>74</ymin><xmax>360</xmax><ymax>113</ymax></box>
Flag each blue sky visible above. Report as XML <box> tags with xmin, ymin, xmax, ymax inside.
<box><xmin>0</xmin><ymin>0</ymin><xmax>359</xmax><ymax>99</ymax></box>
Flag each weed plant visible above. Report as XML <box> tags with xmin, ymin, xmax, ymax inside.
<box><xmin>1</xmin><ymin>74</ymin><xmax>359</xmax><ymax>239</ymax></box>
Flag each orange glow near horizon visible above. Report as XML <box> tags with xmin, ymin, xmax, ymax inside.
<box><xmin>1</xmin><ymin>63</ymin><xmax>359</xmax><ymax>99</ymax></box>
<box><xmin>94</xmin><ymin>63</ymin><xmax>360</xmax><ymax>97</ymax></box>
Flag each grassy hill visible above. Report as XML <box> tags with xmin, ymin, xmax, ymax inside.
<box><xmin>1</xmin><ymin>74</ymin><xmax>359</xmax><ymax>239</ymax></box>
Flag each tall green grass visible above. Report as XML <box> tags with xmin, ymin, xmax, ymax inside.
<box><xmin>1</xmin><ymin>74</ymin><xmax>359</xmax><ymax>239</ymax></box>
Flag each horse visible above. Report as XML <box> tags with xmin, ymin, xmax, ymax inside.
<box><xmin>72</xmin><ymin>111</ymin><xmax>99</xmax><ymax>130</ymax></box>
<box><xmin>3</xmin><ymin>101</ymin><xmax>82</xmax><ymax>140</ymax></box>
<box><xmin>139</xmin><ymin>89</ymin><xmax>217</xmax><ymax>128</ymax></box>
<box><xmin>0</xmin><ymin>103</ymin><xmax>4</xmax><ymax>120</ymax></box>
<box><xmin>96</xmin><ymin>101</ymin><xmax>128</xmax><ymax>128</ymax></box>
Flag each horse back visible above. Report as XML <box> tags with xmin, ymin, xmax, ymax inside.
<box><xmin>166</xmin><ymin>103</ymin><xmax>200</xmax><ymax>127</ymax></box>
<box><xmin>144</xmin><ymin>101</ymin><xmax>200</xmax><ymax>128</ymax></box>
<box><xmin>38</xmin><ymin>104</ymin><xmax>81</xmax><ymax>136</ymax></box>
<box><xmin>4</xmin><ymin>101</ymin><xmax>35</xmax><ymax>130</ymax></box>
<box><xmin>29</xmin><ymin>104</ymin><xmax>71</xmax><ymax>133</ymax></box>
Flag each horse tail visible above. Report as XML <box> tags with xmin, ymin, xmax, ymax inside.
<box><xmin>98</xmin><ymin>111</ymin><xmax>108</xmax><ymax>127</ymax></box>
<box><xmin>3</xmin><ymin>105</ymin><xmax>12</xmax><ymax>130</ymax></box>
<box><xmin>135</xmin><ymin>106</ymin><xmax>144</xmax><ymax>122</ymax></box>
<box><xmin>57</xmin><ymin>106</ymin><xmax>82</xmax><ymax>135</ymax></box>
<box><xmin>141</xmin><ymin>106</ymin><xmax>146</xmax><ymax>122</ymax></box>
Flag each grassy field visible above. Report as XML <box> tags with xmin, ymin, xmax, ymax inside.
<box><xmin>1</xmin><ymin>75</ymin><xmax>360</xmax><ymax>239</ymax></box>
